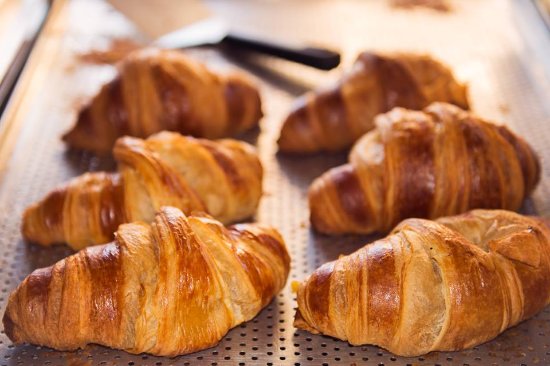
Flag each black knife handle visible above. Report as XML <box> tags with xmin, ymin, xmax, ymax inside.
<box><xmin>222</xmin><ymin>33</ymin><xmax>340</xmax><ymax>70</ymax></box>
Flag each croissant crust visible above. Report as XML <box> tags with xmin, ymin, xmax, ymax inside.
<box><xmin>23</xmin><ymin>132</ymin><xmax>263</xmax><ymax>249</ymax></box>
<box><xmin>278</xmin><ymin>51</ymin><xmax>468</xmax><ymax>153</ymax></box>
<box><xmin>6</xmin><ymin>207</ymin><xmax>290</xmax><ymax>356</ymax></box>
<box><xmin>295</xmin><ymin>209</ymin><xmax>550</xmax><ymax>356</ymax></box>
<box><xmin>309</xmin><ymin>103</ymin><xmax>540</xmax><ymax>235</ymax></box>
<box><xmin>64</xmin><ymin>48</ymin><xmax>262</xmax><ymax>155</ymax></box>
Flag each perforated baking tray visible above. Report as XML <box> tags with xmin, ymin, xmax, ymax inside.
<box><xmin>1</xmin><ymin>0</ymin><xmax>550</xmax><ymax>365</ymax></box>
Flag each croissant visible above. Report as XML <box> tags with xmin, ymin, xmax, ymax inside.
<box><xmin>4</xmin><ymin>206</ymin><xmax>290</xmax><ymax>356</ymax></box>
<box><xmin>22</xmin><ymin>131</ymin><xmax>263</xmax><ymax>249</ymax></box>
<box><xmin>310</xmin><ymin>102</ymin><xmax>540</xmax><ymax>235</ymax></box>
<box><xmin>295</xmin><ymin>209</ymin><xmax>550</xmax><ymax>356</ymax></box>
<box><xmin>63</xmin><ymin>48</ymin><xmax>262</xmax><ymax>155</ymax></box>
<box><xmin>278</xmin><ymin>51</ymin><xmax>468</xmax><ymax>153</ymax></box>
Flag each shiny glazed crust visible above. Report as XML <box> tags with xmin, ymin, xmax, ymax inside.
<box><xmin>22</xmin><ymin>132</ymin><xmax>263</xmax><ymax>249</ymax></box>
<box><xmin>278</xmin><ymin>51</ymin><xmax>468</xmax><ymax>153</ymax></box>
<box><xmin>295</xmin><ymin>209</ymin><xmax>550</xmax><ymax>356</ymax></box>
<box><xmin>64</xmin><ymin>48</ymin><xmax>262</xmax><ymax>155</ymax></box>
<box><xmin>5</xmin><ymin>207</ymin><xmax>290</xmax><ymax>357</ymax></box>
<box><xmin>309</xmin><ymin>103</ymin><xmax>540</xmax><ymax>235</ymax></box>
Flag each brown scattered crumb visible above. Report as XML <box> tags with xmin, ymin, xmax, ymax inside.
<box><xmin>299</xmin><ymin>221</ymin><xmax>307</xmax><ymax>229</ymax></box>
<box><xmin>77</xmin><ymin>38</ymin><xmax>143</xmax><ymax>65</ymax></box>
<box><xmin>498</xmin><ymin>103</ymin><xmax>510</xmax><ymax>115</ymax></box>
<box><xmin>390</xmin><ymin>0</ymin><xmax>452</xmax><ymax>12</ymax></box>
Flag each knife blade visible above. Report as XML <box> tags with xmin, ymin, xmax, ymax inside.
<box><xmin>107</xmin><ymin>0</ymin><xmax>340</xmax><ymax>70</ymax></box>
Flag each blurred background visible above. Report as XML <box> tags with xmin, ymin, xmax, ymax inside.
<box><xmin>1</xmin><ymin>0</ymin><xmax>550</xmax><ymax>121</ymax></box>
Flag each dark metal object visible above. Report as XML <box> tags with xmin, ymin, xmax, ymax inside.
<box><xmin>221</xmin><ymin>33</ymin><xmax>341</xmax><ymax>70</ymax></box>
<box><xmin>153</xmin><ymin>17</ymin><xmax>341</xmax><ymax>70</ymax></box>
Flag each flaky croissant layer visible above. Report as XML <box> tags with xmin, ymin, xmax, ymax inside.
<box><xmin>22</xmin><ymin>132</ymin><xmax>263</xmax><ymax>249</ymax></box>
<box><xmin>64</xmin><ymin>48</ymin><xmax>262</xmax><ymax>155</ymax></box>
<box><xmin>5</xmin><ymin>207</ymin><xmax>290</xmax><ymax>356</ymax></box>
<box><xmin>278</xmin><ymin>51</ymin><xmax>468</xmax><ymax>153</ymax></box>
<box><xmin>295</xmin><ymin>209</ymin><xmax>550</xmax><ymax>356</ymax></box>
<box><xmin>310</xmin><ymin>102</ymin><xmax>540</xmax><ymax>235</ymax></box>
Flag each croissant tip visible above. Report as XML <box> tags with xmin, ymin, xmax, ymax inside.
<box><xmin>276</xmin><ymin>135</ymin><xmax>293</xmax><ymax>152</ymax></box>
<box><xmin>277</xmin><ymin>131</ymin><xmax>316</xmax><ymax>154</ymax></box>
<box><xmin>277</xmin><ymin>131</ymin><xmax>299</xmax><ymax>153</ymax></box>
<box><xmin>277</xmin><ymin>96</ymin><xmax>326</xmax><ymax>153</ymax></box>
<box><xmin>61</xmin><ymin>127</ymin><xmax>75</xmax><ymax>144</ymax></box>
<box><xmin>2</xmin><ymin>307</ymin><xmax>17</xmax><ymax>343</ymax></box>
<box><xmin>20</xmin><ymin>207</ymin><xmax>36</xmax><ymax>244</ymax></box>
<box><xmin>62</xmin><ymin>111</ymin><xmax>115</xmax><ymax>155</ymax></box>
<box><xmin>293</xmin><ymin>309</ymin><xmax>319</xmax><ymax>334</ymax></box>
<box><xmin>60</xmin><ymin>126</ymin><xmax>89</xmax><ymax>153</ymax></box>
<box><xmin>308</xmin><ymin>183</ymin><xmax>334</xmax><ymax>234</ymax></box>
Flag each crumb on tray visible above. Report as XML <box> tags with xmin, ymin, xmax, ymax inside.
<box><xmin>389</xmin><ymin>0</ymin><xmax>452</xmax><ymax>12</ymax></box>
<box><xmin>77</xmin><ymin>38</ymin><xmax>143</xmax><ymax>65</ymax></box>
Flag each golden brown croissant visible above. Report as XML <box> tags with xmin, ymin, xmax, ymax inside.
<box><xmin>278</xmin><ymin>51</ymin><xmax>468</xmax><ymax>153</ymax></box>
<box><xmin>5</xmin><ymin>206</ymin><xmax>290</xmax><ymax>356</ymax></box>
<box><xmin>295</xmin><ymin>209</ymin><xmax>550</xmax><ymax>356</ymax></box>
<box><xmin>63</xmin><ymin>48</ymin><xmax>262</xmax><ymax>155</ymax></box>
<box><xmin>23</xmin><ymin>131</ymin><xmax>263</xmax><ymax>249</ymax></box>
<box><xmin>310</xmin><ymin>103</ymin><xmax>540</xmax><ymax>235</ymax></box>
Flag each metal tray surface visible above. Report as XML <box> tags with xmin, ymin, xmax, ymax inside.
<box><xmin>1</xmin><ymin>0</ymin><xmax>550</xmax><ymax>365</ymax></box>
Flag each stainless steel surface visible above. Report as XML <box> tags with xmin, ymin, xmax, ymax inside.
<box><xmin>153</xmin><ymin>17</ymin><xmax>228</xmax><ymax>49</ymax></box>
<box><xmin>1</xmin><ymin>0</ymin><xmax>550</xmax><ymax>365</ymax></box>
<box><xmin>0</xmin><ymin>0</ymin><xmax>29</xmax><ymax>85</ymax></box>
<box><xmin>0</xmin><ymin>0</ymin><xmax>51</xmax><ymax>118</ymax></box>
